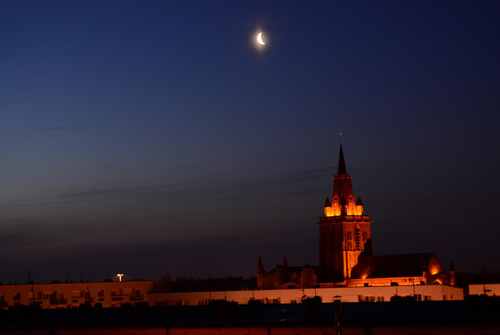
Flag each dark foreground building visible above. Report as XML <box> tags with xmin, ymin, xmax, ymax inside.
<box><xmin>1</xmin><ymin>298</ymin><xmax>500</xmax><ymax>335</ymax></box>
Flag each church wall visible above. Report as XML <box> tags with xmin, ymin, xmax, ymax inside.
<box><xmin>347</xmin><ymin>276</ymin><xmax>425</xmax><ymax>288</ymax></box>
<box><xmin>257</xmin><ymin>273</ymin><xmax>274</xmax><ymax>290</ymax></box>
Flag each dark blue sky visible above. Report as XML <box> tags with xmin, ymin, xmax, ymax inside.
<box><xmin>1</xmin><ymin>1</ymin><xmax>499</xmax><ymax>283</ymax></box>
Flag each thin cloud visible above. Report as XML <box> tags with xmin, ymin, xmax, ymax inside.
<box><xmin>32</xmin><ymin>126</ymin><xmax>85</xmax><ymax>133</ymax></box>
<box><xmin>0</xmin><ymin>165</ymin><xmax>335</xmax><ymax>209</ymax></box>
<box><xmin>66</xmin><ymin>165</ymin><xmax>335</xmax><ymax>201</ymax></box>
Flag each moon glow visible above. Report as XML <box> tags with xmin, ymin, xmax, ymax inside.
<box><xmin>257</xmin><ymin>32</ymin><xmax>266</xmax><ymax>45</ymax></box>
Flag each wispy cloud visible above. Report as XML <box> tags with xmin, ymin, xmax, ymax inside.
<box><xmin>63</xmin><ymin>165</ymin><xmax>335</xmax><ymax>201</ymax></box>
<box><xmin>32</xmin><ymin>126</ymin><xmax>85</xmax><ymax>133</ymax></box>
<box><xmin>0</xmin><ymin>165</ymin><xmax>335</xmax><ymax>209</ymax></box>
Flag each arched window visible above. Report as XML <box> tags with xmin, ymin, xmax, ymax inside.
<box><xmin>355</xmin><ymin>227</ymin><xmax>360</xmax><ymax>250</ymax></box>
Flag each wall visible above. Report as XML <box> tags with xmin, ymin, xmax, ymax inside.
<box><xmin>149</xmin><ymin>284</ymin><xmax>464</xmax><ymax>306</ymax></box>
<box><xmin>0</xmin><ymin>281</ymin><xmax>464</xmax><ymax>309</ymax></box>
<box><xmin>469</xmin><ymin>283</ymin><xmax>500</xmax><ymax>296</ymax></box>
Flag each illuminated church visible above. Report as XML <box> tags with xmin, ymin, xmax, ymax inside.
<box><xmin>257</xmin><ymin>142</ymin><xmax>455</xmax><ymax>289</ymax></box>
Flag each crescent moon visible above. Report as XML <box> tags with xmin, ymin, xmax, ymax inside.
<box><xmin>257</xmin><ymin>32</ymin><xmax>266</xmax><ymax>45</ymax></box>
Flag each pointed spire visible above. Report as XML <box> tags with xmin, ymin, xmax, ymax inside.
<box><xmin>356</xmin><ymin>194</ymin><xmax>364</xmax><ymax>215</ymax></box>
<box><xmin>449</xmin><ymin>261</ymin><xmax>456</xmax><ymax>286</ymax></box>
<box><xmin>283</xmin><ymin>255</ymin><xmax>289</xmax><ymax>268</ymax></box>
<box><xmin>324</xmin><ymin>197</ymin><xmax>331</xmax><ymax>207</ymax></box>
<box><xmin>257</xmin><ymin>256</ymin><xmax>265</xmax><ymax>274</ymax></box>
<box><xmin>337</xmin><ymin>143</ymin><xmax>347</xmax><ymax>175</ymax></box>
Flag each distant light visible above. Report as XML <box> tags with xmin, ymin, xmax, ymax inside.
<box><xmin>117</xmin><ymin>274</ymin><xmax>124</xmax><ymax>282</ymax></box>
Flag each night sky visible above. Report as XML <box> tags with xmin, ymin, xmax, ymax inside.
<box><xmin>1</xmin><ymin>1</ymin><xmax>500</xmax><ymax>284</ymax></box>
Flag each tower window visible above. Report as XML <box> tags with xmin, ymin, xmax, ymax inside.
<box><xmin>355</xmin><ymin>227</ymin><xmax>360</xmax><ymax>250</ymax></box>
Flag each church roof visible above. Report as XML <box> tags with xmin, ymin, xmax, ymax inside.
<box><xmin>350</xmin><ymin>253</ymin><xmax>437</xmax><ymax>279</ymax></box>
<box><xmin>268</xmin><ymin>265</ymin><xmax>319</xmax><ymax>275</ymax></box>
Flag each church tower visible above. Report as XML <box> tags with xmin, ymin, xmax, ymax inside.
<box><xmin>318</xmin><ymin>141</ymin><xmax>372</xmax><ymax>283</ymax></box>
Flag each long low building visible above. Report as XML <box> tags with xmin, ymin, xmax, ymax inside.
<box><xmin>0</xmin><ymin>280</ymin><xmax>463</xmax><ymax>309</ymax></box>
<box><xmin>0</xmin><ymin>280</ymin><xmax>154</xmax><ymax>309</ymax></box>
<box><xmin>149</xmin><ymin>284</ymin><xmax>463</xmax><ymax>306</ymax></box>
<box><xmin>469</xmin><ymin>283</ymin><xmax>500</xmax><ymax>296</ymax></box>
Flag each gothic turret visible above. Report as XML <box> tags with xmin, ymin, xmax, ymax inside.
<box><xmin>324</xmin><ymin>197</ymin><xmax>333</xmax><ymax>216</ymax></box>
<box><xmin>283</xmin><ymin>255</ymin><xmax>289</xmax><ymax>268</ymax></box>
<box><xmin>449</xmin><ymin>261</ymin><xmax>456</xmax><ymax>286</ymax></box>
<box><xmin>257</xmin><ymin>256</ymin><xmax>265</xmax><ymax>275</ymax></box>
<box><xmin>356</xmin><ymin>195</ymin><xmax>364</xmax><ymax>215</ymax></box>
